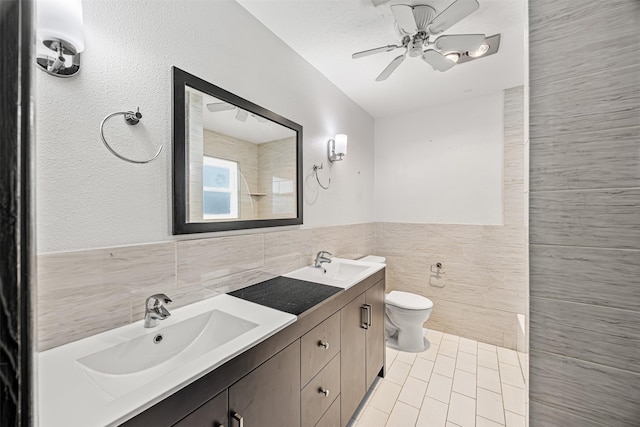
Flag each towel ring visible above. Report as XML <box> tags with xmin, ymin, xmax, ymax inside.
<box><xmin>313</xmin><ymin>163</ymin><xmax>331</xmax><ymax>190</ymax></box>
<box><xmin>99</xmin><ymin>108</ymin><xmax>163</xmax><ymax>164</ymax></box>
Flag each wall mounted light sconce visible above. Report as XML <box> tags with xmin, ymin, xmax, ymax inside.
<box><xmin>36</xmin><ymin>0</ymin><xmax>85</xmax><ymax>77</ymax></box>
<box><xmin>328</xmin><ymin>134</ymin><xmax>347</xmax><ymax>162</ymax></box>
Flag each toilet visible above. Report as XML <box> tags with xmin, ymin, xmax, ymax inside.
<box><xmin>359</xmin><ymin>256</ymin><xmax>434</xmax><ymax>353</ymax></box>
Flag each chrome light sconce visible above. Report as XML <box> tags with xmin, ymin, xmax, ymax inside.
<box><xmin>328</xmin><ymin>134</ymin><xmax>348</xmax><ymax>162</ymax></box>
<box><xmin>36</xmin><ymin>0</ymin><xmax>85</xmax><ymax>77</ymax></box>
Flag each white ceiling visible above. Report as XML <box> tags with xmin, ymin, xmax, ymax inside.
<box><xmin>190</xmin><ymin>87</ymin><xmax>296</xmax><ymax>143</ymax></box>
<box><xmin>236</xmin><ymin>0</ymin><xmax>526</xmax><ymax>119</ymax></box>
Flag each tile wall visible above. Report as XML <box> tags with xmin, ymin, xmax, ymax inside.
<box><xmin>528</xmin><ymin>1</ymin><xmax>640</xmax><ymax>425</ymax></box>
<box><xmin>36</xmin><ymin>223</ymin><xmax>375</xmax><ymax>351</ymax></box>
<box><xmin>375</xmin><ymin>87</ymin><xmax>527</xmax><ymax>350</ymax></box>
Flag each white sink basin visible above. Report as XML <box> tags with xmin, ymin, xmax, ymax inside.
<box><xmin>77</xmin><ymin>310</ymin><xmax>259</xmax><ymax>399</ymax></box>
<box><xmin>284</xmin><ymin>258</ymin><xmax>384</xmax><ymax>289</ymax></box>
<box><xmin>79</xmin><ymin>310</ymin><xmax>257</xmax><ymax>376</ymax></box>
<box><xmin>39</xmin><ymin>294</ymin><xmax>296</xmax><ymax>427</ymax></box>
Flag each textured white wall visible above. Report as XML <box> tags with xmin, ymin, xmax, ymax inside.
<box><xmin>35</xmin><ymin>0</ymin><xmax>375</xmax><ymax>253</ymax></box>
<box><xmin>374</xmin><ymin>92</ymin><xmax>504</xmax><ymax>224</ymax></box>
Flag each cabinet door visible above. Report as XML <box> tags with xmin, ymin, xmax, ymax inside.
<box><xmin>172</xmin><ymin>389</ymin><xmax>228</xmax><ymax>427</ymax></box>
<box><xmin>340</xmin><ymin>294</ymin><xmax>366</xmax><ymax>427</ymax></box>
<box><xmin>365</xmin><ymin>280</ymin><xmax>386</xmax><ymax>390</ymax></box>
<box><xmin>229</xmin><ymin>341</ymin><xmax>301</xmax><ymax>427</ymax></box>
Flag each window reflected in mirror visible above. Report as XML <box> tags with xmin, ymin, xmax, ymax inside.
<box><xmin>173</xmin><ymin>67</ymin><xmax>302</xmax><ymax>234</ymax></box>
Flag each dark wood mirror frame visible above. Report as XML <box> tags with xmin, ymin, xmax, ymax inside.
<box><xmin>172</xmin><ymin>67</ymin><xmax>303</xmax><ymax>234</ymax></box>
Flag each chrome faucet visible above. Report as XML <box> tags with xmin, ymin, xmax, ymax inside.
<box><xmin>313</xmin><ymin>251</ymin><xmax>333</xmax><ymax>272</ymax></box>
<box><xmin>144</xmin><ymin>293</ymin><xmax>172</xmax><ymax>328</ymax></box>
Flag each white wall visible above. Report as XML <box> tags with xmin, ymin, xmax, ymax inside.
<box><xmin>374</xmin><ymin>92</ymin><xmax>504</xmax><ymax>224</ymax></box>
<box><xmin>35</xmin><ymin>0</ymin><xmax>375</xmax><ymax>253</ymax></box>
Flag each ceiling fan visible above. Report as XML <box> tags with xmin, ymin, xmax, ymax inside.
<box><xmin>354</xmin><ymin>0</ymin><xmax>501</xmax><ymax>81</ymax></box>
<box><xmin>206</xmin><ymin>102</ymin><xmax>268</xmax><ymax>123</ymax></box>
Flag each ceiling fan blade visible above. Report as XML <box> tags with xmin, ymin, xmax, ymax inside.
<box><xmin>412</xmin><ymin>5</ymin><xmax>437</xmax><ymax>32</ymax></box>
<box><xmin>371</xmin><ymin>0</ymin><xmax>390</xmax><ymax>6</ymax></box>
<box><xmin>422</xmin><ymin>49</ymin><xmax>456</xmax><ymax>72</ymax></box>
<box><xmin>427</xmin><ymin>0</ymin><xmax>479</xmax><ymax>35</ymax></box>
<box><xmin>391</xmin><ymin>4</ymin><xmax>418</xmax><ymax>35</ymax></box>
<box><xmin>434</xmin><ymin>34</ymin><xmax>485</xmax><ymax>52</ymax></box>
<box><xmin>206</xmin><ymin>102</ymin><xmax>235</xmax><ymax>112</ymax></box>
<box><xmin>235</xmin><ymin>110</ymin><xmax>248</xmax><ymax>122</ymax></box>
<box><xmin>352</xmin><ymin>45</ymin><xmax>401</xmax><ymax>59</ymax></box>
<box><xmin>376</xmin><ymin>54</ymin><xmax>405</xmax><ymax>82</ymax></box>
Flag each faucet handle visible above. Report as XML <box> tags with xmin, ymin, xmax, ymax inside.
<box><xmin>318</xmin><ymin>251</ymin><xmax>333</xmax><ymax>257</ymax></box>
<box><xmin>146</xmin><ymin>293</ymin><xmax>172</xmax><ymax>307</ymax></box>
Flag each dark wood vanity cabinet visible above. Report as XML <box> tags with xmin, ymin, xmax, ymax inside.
<box><xmin>365</xmin><ymin>281</ymin><xmax>385</xmax><ymax>390</ymax></box>
<box><xmin>339</xmin><ymin>280</ymin><xmax>386</xmax><ymax>426</ymax></box>
<box><xmin>124</xmin><ymin>270</ymin><xmax>385</xmax><ymax>427</ymax></box>
<box><xmin>172</xmin><ymin>390</ymin><xmax>228</xmax><ymax>427</ymax></box>
<box><xmin>229</xmin><ymin>341</ymin><xmax>301</xmax><ymax>427</ymax></box>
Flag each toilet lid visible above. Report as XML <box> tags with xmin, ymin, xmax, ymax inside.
<box><xmin>386</xmin><ymin>291</ymin><xmax>433</xmax><ymax>310</ymax></box>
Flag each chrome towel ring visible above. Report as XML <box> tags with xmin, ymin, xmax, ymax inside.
<box><xmin>99</xmin><ymin>108</ymin><xmax>163</xmax><ymax>164</ymax></box>
<box><xmin>313</xmin><ymin>163</ymin><xmax>331</xmax><ymax>190</ymax></box>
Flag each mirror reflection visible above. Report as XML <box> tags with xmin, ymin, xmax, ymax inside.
<box><xmin>183</xmin><ymin>86</ymin><xmax>298</xmax><ymax>224</ymax></box>
<box><xmin>173</xmin><ymin>67</ymin><xmax>302</xmax><ymax>234</ymax></box>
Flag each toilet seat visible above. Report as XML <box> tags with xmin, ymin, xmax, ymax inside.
<box><xmin>386</xmin><ymin>291</ymin><xmax>433</xmax><ymax>310</ymax></box>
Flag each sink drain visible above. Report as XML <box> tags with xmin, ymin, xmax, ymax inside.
<box><xmin>153</xmin><ymin>333</ymin><xmax>164</xmax><ymax>344</ymax></box>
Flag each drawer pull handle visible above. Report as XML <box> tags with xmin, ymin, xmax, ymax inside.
<box><xmin>364</xmin><ymin>303</ymin><xmax>372</xmax><ymax>327</ymax></box>
<box><xmin>361</xmin><ymin>305</ymin><xmax>369</xmax><ymax>329</ymax></box>
<box><xmin>232</xmin><ymin>412</ymin><xmax>243</xmax><ymax>427</ymax></box>
<box><xmin>318</xmin><ymin>341</ymin><xmax>329</xmax><ymax>350</ymax></box>
<box><xmin>319</xmin><ymin>388</ymin><xmax>330</xmax><ymax>397</ymax></box>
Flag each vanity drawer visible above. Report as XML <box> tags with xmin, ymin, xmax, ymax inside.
<box><xmin>301</xmin><ymin>354</ymin><xmax>340</xmax><ymax>427</ymax></box>
<box><xmin>315</xmin><ymin>396</ymin><xmax>340</xmax><ymax>427</ymax></box>
<box><xmin>301</xmin><ymin>311</ymin><xmax>340</xmax><ymax>386</ymax></box>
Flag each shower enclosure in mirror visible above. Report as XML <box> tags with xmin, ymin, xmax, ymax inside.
<box><xmin>172</xmin><ymin>67</ymin><xmax>303</xmax><ymax>234</ymax></box>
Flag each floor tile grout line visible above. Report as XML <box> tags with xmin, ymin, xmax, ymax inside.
<box><xmin>385</xmin><ymin>329</ymin><xmax>524</xmax><ymax>427</ymax></box>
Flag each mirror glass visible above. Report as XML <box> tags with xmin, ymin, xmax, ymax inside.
<box><xmin>173</xmin><ymin>67</ymin><xmax>303</xmax><ymax>234</ymax></box>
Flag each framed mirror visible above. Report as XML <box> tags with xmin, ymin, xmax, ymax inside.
<box><xmin>172</xmin><ymin>67</ymin><xmax>303</xmax><ymax>234</ymax></box>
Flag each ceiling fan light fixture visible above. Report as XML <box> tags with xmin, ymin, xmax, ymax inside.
<box><xmin>468</xmin><ymin>42</ymin><xmax>489</xmax><ymax>58</ymax></box>
<box><xmin>408</xmin><ymin>36</ymin><xmax>425</xmax><ymax>57</ymax></box>
<box><xmin>444</xmin><ymin>52</ymin><xmax>461</xmax><ymax>63</ymax></box>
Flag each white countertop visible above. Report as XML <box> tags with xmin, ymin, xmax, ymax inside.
<box><xmin>38</xmin><ymin>294</ymin><xmax>296</xmax><ymax>427</ymax></box>
<box><xmin>38</xmin><ymin>259</ymin><xmax>385</xmax><ymax>427</ymax></box>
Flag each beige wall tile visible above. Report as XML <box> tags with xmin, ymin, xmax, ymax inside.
<box><xmin>375</xmin><ymin>87</ymin><xmax>527</xmax><ymax>349</ymax></box>
<box><xmin>177</xmin><ymin>234</ymin><xmax>264</xmax><ymax>287</ymax></box>
<box><xmin>37</xmin><ymin>223</ymin><xmax>377</xmax><ymax>350</ymax></box>
<box><xmin>37</xmin><ymin>242</ymin><xmax>176</xmax><ymax>351</ymax></box>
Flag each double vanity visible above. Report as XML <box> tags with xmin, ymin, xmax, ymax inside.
<box><xmin>38</xmin><ymin>258</ymin><xmax>386</xmax><ymax>427</ymax></box>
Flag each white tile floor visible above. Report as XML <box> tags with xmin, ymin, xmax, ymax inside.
<box><xmin>349</xmin><ymin>329</ymin><xmax>527</xmax><ymax>427</ymax></box>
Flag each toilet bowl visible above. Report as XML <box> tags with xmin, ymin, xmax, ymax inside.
<box><xmin>385</xmin><ymin>291</ymin><xmax>433</xmax><ymax>352</ymax></box>
<box><xmin>358</xmin><ymin>256</ymin><xmax>434</xmax><ymax>353</ymax></box>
